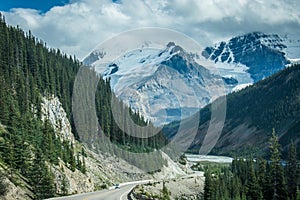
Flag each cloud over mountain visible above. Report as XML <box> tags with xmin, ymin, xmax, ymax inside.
<box><xmin>3</xmin><ymin>0</ymin><xmax>300</xmax><ymax>59</ymax></box>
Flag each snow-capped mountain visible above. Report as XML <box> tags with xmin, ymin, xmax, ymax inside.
<box><xmin>84</xmin><ymin>42</ymin><xmax>225</xmax><ymax>126</ymax></box>
<box><xmin>83</xmin><ymin>32</ymin><xmax>300</xmax><ymax>126</ymax></box>
<box><xmin>203</xmin><ymin>32</ymin><xmax>300</xmax><ymax>82</ymax></box>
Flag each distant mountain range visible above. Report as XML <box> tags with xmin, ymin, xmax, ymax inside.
<box><xmin>83</xmin><ymin>32</ymin><xmax>300</xmax><ymax>126</ymax></box>
<box><xmin>203</xmin><ymin>32</ymin><xmax>300</xmax><ymax>82</ymax></box>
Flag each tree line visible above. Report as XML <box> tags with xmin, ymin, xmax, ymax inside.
<box><xmin>187</xmin><ymin>63</ymin><xmax>300</xmax><ymax>158</ymax></box>
<box><xmin>204</xmin><ymin>129</ymin><xmax>299</xmax><ymax>200</ymax></box>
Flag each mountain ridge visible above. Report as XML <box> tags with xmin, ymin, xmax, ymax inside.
<box><xmin>84</xmin><ymin>42</ymin><xmax>225</xmax><ymax>125</ymax></box>
<box><xmin>84</xmin><ymin>31</ymin><xmax>300</xmax><ymax>126</ymax></box>
<box><xmin>164</xmin><ymin>63</ymin><xmax>300</xmax><ymax>157</ymax></box>
<box><xmin>203</xmin><ymin>32</ymin><xmax>299</xmax><ymax>82</ymax></box>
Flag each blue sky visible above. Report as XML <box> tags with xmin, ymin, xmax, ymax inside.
<box><xmin>0</xmin><ymin>0</ymin><xmax>67</xmax><ymax>12</ymax></box>
<box><xmin>1</xmin><ymin>0</ymin><xmax>300</xmax><ymax>60</ymax></box>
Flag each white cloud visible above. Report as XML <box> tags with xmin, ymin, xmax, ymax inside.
<box><xmin>2</xmin><ymin>0</ymin><xmax>300</xmax><ymax>59</ymax></box>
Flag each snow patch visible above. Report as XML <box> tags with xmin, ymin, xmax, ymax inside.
<box><xmin>288</xmin><ymin>58</ymin><xmax>300</xmax><ymax>65</ymax></box>
<box><xmin>280</xmin><ymin>33</ymin><xmax>300</xmax><ymax>59</ymax></box>
<box><xmin>214</xmin><ymin>62</ymin><xmax>253</xmax><ymax>92</ymax></box>
<box><xmin>232</xmin><ymin>83</ymin><xmax>252</xmax><ymax>92</ymax></box>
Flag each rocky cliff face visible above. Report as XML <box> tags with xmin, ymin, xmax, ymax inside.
<box><xmin>1</xmin><ymin>95</ymin><xmax>151</xmax><ymax>200</ymax></box>
<box><xmin>41</xmin><ymin>95</ymin><xmax>75</xmax><ymax>143</ymax></box>
<box><xmin>0</xmin><ymin>174</ymin><xmax>32</xmax><ymax>200</ymax></box>
<box><xmin>41</xmin><ymin>95</ymin><xmax>150</xmax><ymax>195</ymax></box>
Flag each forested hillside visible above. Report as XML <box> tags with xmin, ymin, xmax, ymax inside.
<box><xmin>165</xmin><ymin>63</ymin><xmax>300</xmax><ymax>158</ymax></box>
<box><xmin>0</xmin><ymin>14</ymin><xmax>166</xmax><ymax>199</ymax></box>
<box><xmin>209</xmin><ymin>63</ymin><xmax>299</xmax><ymax>156</ymax></box>
<box><xmin>0</xmin><ymin>13</ymin><xmax>82</xmax><ymax>199</ymax></box>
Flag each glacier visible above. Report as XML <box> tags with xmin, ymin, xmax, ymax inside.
<box><xmin>84</xmin><ymin>31</ymin><xmax>300</xmax><ymax>126</ymax></box>
<box><xmin>84</xmin><ymin>42</ymin><xmax>226</xmax><ymax>126</ymax></box>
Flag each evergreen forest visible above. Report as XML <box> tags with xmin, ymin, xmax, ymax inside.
<box><xmin>0</xmin><ymin>13</ymin><xmax>166</xmax><ymax>199</ymax></box>
<box><xmin>203</xmin><ymin>129</ymin><xmax>300</xmax><ymax>200</ymax></box>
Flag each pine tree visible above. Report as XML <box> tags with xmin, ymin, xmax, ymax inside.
<box><xmin>287</xmin><ymin>141</ymin><xmax>299</xmax><ymax>200</ymax></box>
<box><xmin>82</xmin><ymin>156</ymin><xmax>86</xmax><ymax>174</ymax></box>
<box><xmin>60</xmin><ymin>174</ymin><xmax>68</xmax><ymax>196</ymax></box>
<box><xmin>297</xmin><ymin>189</ymin><xmax>300</xmax><ymax>200</ymax></box>
<box><xmin>257</xmin><ymin>158</ymin><xmax>269</xmax><ymax>199</ymax></box>
<box><xmin>268</xmin><ymin>128</ymin><xmax>287</xmax><ymax>200</ymax></box>
<box><xmin>246</xmin><ymin>160</ymin><xmax>263</xmax><ymax>200</ymax></box>
<box><xmin>42</xmin><ymin>119</ymin><xmax>58</xmax><ymax>164</ymax></box>
<box><xmin>29</xmin><ymin>148</ymin><xmax>56</xmax><ymax>200</ymax></box>
<box><xmin>230</xmin><ymin>174</ymin><xmax>242</xmax><ymax>200</ymax></box>
<box><xmin>69</xmin><ymin>144</ymin><xmax>76</xmax><ymax>172</ymax></box>
<box><xmin>204</xmin><ymin>170</ymin><xmax>214</xmax><ymax>200</ymax></box>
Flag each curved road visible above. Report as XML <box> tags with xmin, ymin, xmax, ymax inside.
<box><xmin>47</xmin><ymin>180</ymin><xmax>152</xmax><ymax>200</ymax></box>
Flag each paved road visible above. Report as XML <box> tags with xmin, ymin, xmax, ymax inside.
<box><xmin>47</xmin><ymin>180</ymin><xmax>153</xmax><ymax>200</ymax></box>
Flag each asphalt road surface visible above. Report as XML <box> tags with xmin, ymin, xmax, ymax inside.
<box><xmin>47</xmin><ymin>180</ymin><xmax>152</xmax><ymax>200</ymax></box>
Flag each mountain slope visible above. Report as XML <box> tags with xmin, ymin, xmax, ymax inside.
<box><xmin>165</xmin><ymin>64</ymin><xmax>300</xmax><ymax>157</ymax></box>
<box><xmin>84</xmin><ymin>42</ymin><xmax>226</xmax><ymax>125</ymax></box>
<box><xmin>0</xmin><ymin>15</ymin><xmax>162</xmax><ymax>199</ymax></box>
<box><xmin>203</xmin><ymin>32</ymin><xmax>300</xmax><ymax>82</ymax></box>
